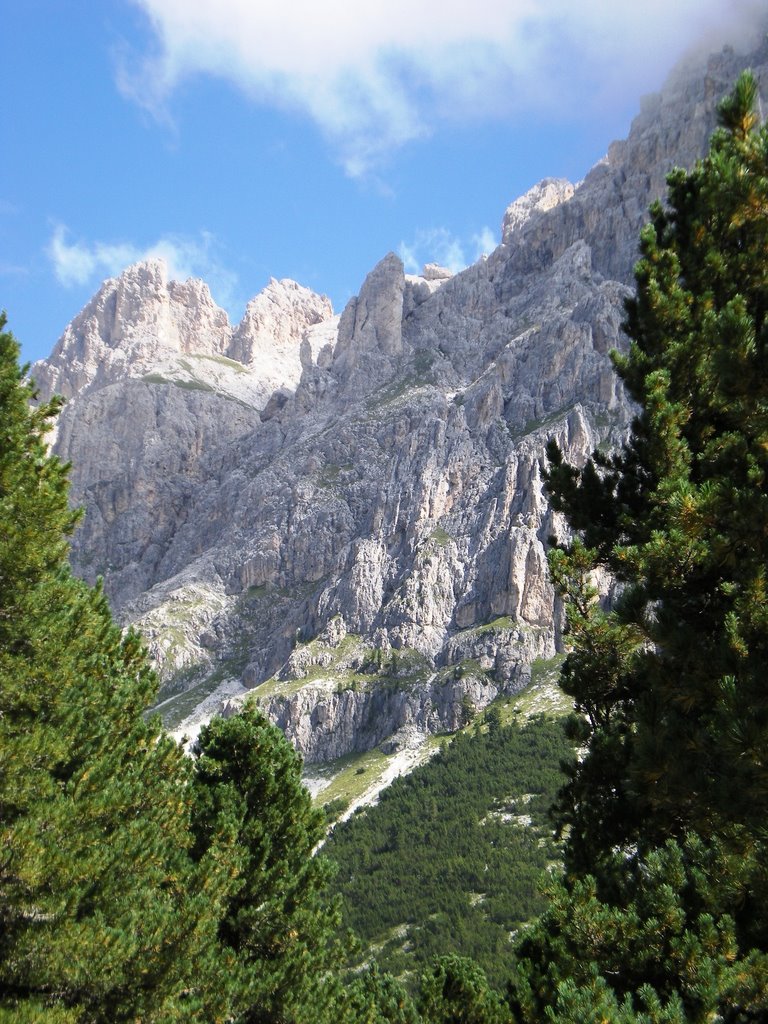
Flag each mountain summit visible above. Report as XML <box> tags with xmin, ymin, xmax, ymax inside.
<box><xmin>33</xmin><ymin>31</ymin><xmax>768</xmax><ymax>759</ymax></box>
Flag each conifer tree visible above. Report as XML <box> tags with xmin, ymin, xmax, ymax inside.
<box><xmin>338</xmin><ymin>966</ymin><xmax>420</xmax><ymax>1024</ymax></box>
<box><xmin>418</xmin><ymin>956</ymin><xmax>512</xmax><ymax>1024</ymax></box>
<box><xmin>190</xmin><ymin>706</ymin><xmax>347</xmax><ymax>1024</ymax></box>
<box><xmin>545</xmin><ymin>68</ymin><xmax>768</xmax><ymax>871</ymax></box>
<box><xmin>509</xmin><ymin>71</ymin><xmax>768</xmax><ymax>1020</ymax></box>
<box><xmin>0</xmin><ymin>316</ymin><xmax>236</xmax><ymax>1022</ymax></box>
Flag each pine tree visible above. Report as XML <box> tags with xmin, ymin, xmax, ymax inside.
<box><xmin>417</xmin><ymin>956</ymin><xmax>512</xmax><ymax>1024</ymax></box>
<box><xmin>509</xmin><ymin>835</ymin><xmax>768</xmax><ymax>1022</ymax></box>
<box><xmin>337</xmin><ymin>966</ymin><xmax>420</xmax><ymax>1024</ymax></box>
<box><xmin>514</xmin><ymin>71</ymin><xmax>768</xmax><ymax>1020</ymax></box>
<box><xmin>545</xmin><ymin>69</ymin><xmax>768</xmax><ymax>871</ymax></box>
<box><xmin>190</xmin><ymin>706</ymin><xmax>347</xmax><ymax>1024</ymax></box>
<box><xmin>0</xmin><ymin>316</ymin><xmax>236</xmax><ymax>1023</ymax></box>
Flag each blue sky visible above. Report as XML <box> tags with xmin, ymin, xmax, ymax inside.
<box><xmin>3</xmin><ymin>0</ymin><xmax>763</xmax><ymax>365</ymax></box>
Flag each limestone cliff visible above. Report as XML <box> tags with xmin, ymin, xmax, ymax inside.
<box><xmin>32</xmin><ymin>264</ymin><xmax>336</xmax><ymax>604</ymax></box>
<box><xmin>33</xmin><ymin>32</ymin><xmax>768</xmax><ymax>761</ymax></box>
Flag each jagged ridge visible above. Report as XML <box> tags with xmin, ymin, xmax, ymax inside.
<box><xmin>33</xmin><ymin>31</ymin><xmax>768</xmax><ymax>761</ymax></box>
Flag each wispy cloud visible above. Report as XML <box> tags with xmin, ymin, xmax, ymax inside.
<box><xmin>0</xmin><ymin>263</ymin><xmax>29</xmax><ymax>278</ymax></box>
<box><xmin>119</xmin><ymin>0</ymin><xmax>757</xmax><ymax>176</ymax></box>
<box><xmin>46</xmin><ymin>225</ymin><xmax>239</xmax><ymax>310</ymax></box>
<box><xmin>398</xmin><ymin>225</ymin><xmax>498</xmax><ymax>277</ymax></box>
<box><xmin>472</xmin><ymin>228</ymin><xmax>498</xmax><ymax>261</ymax></box>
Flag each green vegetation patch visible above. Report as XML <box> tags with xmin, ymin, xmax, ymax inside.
<box><xmin>471</xmin><ymin>615</ymin><xmax>516</xmax><ymax>635</ymax></box>
<box><xmin>153</xmin><ymin>674</ymin><xmax>229</xmax><ymax>730</ymax></box>
<box><xmin>142</xmin><ymin>372</ymin><xmax>173</xmax><ymax>386</ymax></box>
<box><xmin>317</xmin><ymin>461</ymin><xmax>354</xmax><ymax>489</ymax></box>
<box><xmin>314</xmin><ymin>747</ymin><xmax>392</xmax><ymax>816</ymax></box>
<box><xmin>250</xmin><ymin>673</ymin><xmax>333</xmax><ymax>702</ymax></box>
<box><xmin>435</xmin><ymin>657</ymin><xmax>493</xmax><ymax>686</ymax></box>
<box><xmin>255</xmin><ymin>642</ymin><xmax>434</xmax><ymax>703</ymax></box>
<box><xmin>513</xmin><ymin>655</ymin><xmax>571</xmax><ymax>719</ymax></box>
<box><xmin>141</xmin><ymin>372</ymin><xmax>216</xmax><ymax>393</ymax></box>
<box><xmin>190</xmin><ymin>352</ymin><xmax>249</xmax><ymax>372</ymax></box>
<box><xmin>366</xmin><ymin>373</ymin><xmax>431</xmax><ymax>410</ymax></box>
<box><xmin>509</xmin><ymin>403</ymin><xmax>574</xmax><ymax>440</ymax></box>
<box><xmin>413</xmin><ymin>350</ymin><xmax>436</xmax><ymax>376</ymax></box>
<box><xmin>325</xmin><ymin>715</ymin><xmax>574</xmax><ymax>989</ymax></box>
<box><xmin>428</xmin><ymin>526</ymin><xmax>454</xmax><ymax>548</ymax></box>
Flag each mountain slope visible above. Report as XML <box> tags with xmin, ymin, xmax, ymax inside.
<box><xmin>33</xmin><ymin>30</ymin><xmax>768</xmax><ymax>760</ymax></box>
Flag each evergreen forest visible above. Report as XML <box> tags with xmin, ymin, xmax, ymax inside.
<box><xmin>325</xmin><ymin>714</ymin><xmax>574</xmax><ymax>990</ymax></box>
<box><xmin>2</xmin><ymin>70</ymin><xmax>768</xmax><ymax>1022</ymax></box>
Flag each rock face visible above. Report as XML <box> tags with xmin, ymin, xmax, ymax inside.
<box><xmin>34</xmin><ymin>260</ymin><xmax>231</xmax><ymax>401</ymax></box>
<box><xmin>33</xmin><ymin>32</ymin><xmax>768</xmax><ymax>761</ymax></box>
<box><xmin>229</xmin><ymin>278</ymin><xmax>333</xmax><ymax>381</ymax></box>
<box><xmin>33</xmin><ymin>263</ymin><xmax>336</xmax><ymax>605</ymax></box>
<box><xmin>254</xmin><ymin>672</ymin><xmax>512</xmax><ymax>766</ymax></box>
<box><xmin>332</xmin><ymin>252</ymin><xmax>405</xmax><ymax>386</ymax></box>
<box><xmin>221</xmin><ymin>615</ymin><xmax>536</xmax><ymax>764</ymax></box>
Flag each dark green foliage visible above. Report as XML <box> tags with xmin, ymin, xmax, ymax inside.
<box><xmin>190</xmin><ymin>706</ymin><xmax>347</xmax><ymax>1023</ymax></box>
<box><xmin>323</xmin><ymin>795</ymin><xmax>352</xmax><ymax>822</ymax></box>
<box><xmin>545</xmin><ymin>70</ymin><xmax>768</xmax><ymax>866</ymax></box>
<box><xmin>418</xmin><ymin>956</ymin><xmax>513</xmax><ymax>1024</ymax></box>
<box><xmin>325</xmin><ymin>716</ymin><xmax>573</xmax><ymax>989</ymax></box>
<box><xmin>508</xmin><ymin>836</ymin><xmax>768</xmax><ymax>1022</ymax></box>
<box><xmin>0</xmin><ymin>1005</ymin><xmax>81</xmax><ymax>1024</ymax></box>
<box><xmin>527</xmin><ymin>72</ymin><xmax>768</xmax><ymax>1019</ymax></box>
<box><xmin>0</xmin><ymin>318</ymin><xmax>351</xmax><ymax>1024</ymax></box>
<box><xmin>0</xmin><ymin>315</ymin><xmax>235</xmax><ymax>1023</ymax></box>
<box><xmin>336</xmin><ymin>966</ymin><xmax>421</xmax><ymax>1024</ymax></box>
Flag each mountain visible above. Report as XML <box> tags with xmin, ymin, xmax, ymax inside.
<box><xmin>32</xmin><ymin>30</ymin><xmax>768</xmax><ymax>761</ymax></box>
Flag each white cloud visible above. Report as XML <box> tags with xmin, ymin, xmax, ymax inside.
<box><xmin>399</xmin><ymin>226</ymin><xmax>490</xmax><ymax>277</ymax></box>
<box><xmin>120</xmin><ymin>0</ymin><xmax>759</xmax><ymax>175</ymax></box>
<box><xmin>472</xmin><ymin>228</ymin><xmax>498</xmax><ymax>261</ymax></box>
<box><xmin>46</xmin><ymin>225</ymin><xmax>239</xmax><ymax>311</ymax></box>
<box><xmin>47</xmin><ymin>225</ymin><xmax>133</xmax><ymax>286</ymax></box>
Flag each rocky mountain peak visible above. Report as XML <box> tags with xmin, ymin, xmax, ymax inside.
<box><xmin>331</xmin><ymin>252</ymin><xmax>405</xmax><ymax>385</ymax></box>
<box><xmin>423</xmin><ymin>264</ymin><xmax>453</xmax><ymax>282</ymax></box>
<box><xmin>32</xmin><ymin>27</ymin><xmax>768</xmax><ymax>762</ymax></box>
<box><xmin>33</xmin><ymin>258</ymin><xmax>232</xmax><ymax>402</ymax></box>
<box><xmin>501</xmin><ymin>178</ymin><xmax>575</xmax><ymax>244</ymax></box>
<box><xmin>33</xmin><ymin>260</ymin><xmax>338</xmax><ymax>419</ymax></box>
<box><xmin>228</xmin><ymin>277</ymin><xmax>333</xmax><ymax>367</ymax></box>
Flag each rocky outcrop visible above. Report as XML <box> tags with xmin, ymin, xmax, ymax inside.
<box><xmin>32</xmin><ymin>264</ymin><xmax>336</xmax><ymax>605</ymax></box>
<box><xmin>249</xmin><ymin>671</ymin><xmax>516</xmax><ymax>765</ymax></box>
<box><xmin>229</xmin><ymin>278</ymin><xmax>333</xmax><ymax>388</ymax></box>
<box><xmin>32</xmin><ymin>30</ymin><xmax>768</xmax><ymax>761</ymax></box>
<box><xmin>331</xmin><ymin>252</ymin><xmax>405</xmax><ymax>388</ymax></box>
<box><xmin>501</xmin><ymin>178</ymin><xmax>575</xmax><ymax>244</ymax></box>
<box><xmin>220</xmin><ymin>616</ymin><xmax>530</xmax><ymax>763</ymax></box>
<box><xmin>33</xmin><ymin>259</ymin><xmax>231</xmax><ymax>402</ymax></box>
<box><xmin>55</xmin><ymin>381</ymin><xmax>261</xmax><ymax>601</ymax></box>
<box><xmin>495</xmin><ymin>41</ymin><xmax>768</xmax><ymax>288</ymax></box>
<box><xmin>32</xmin><ymin>262</ymin><xmax>337</xmax><ymax>424</ymax></box>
